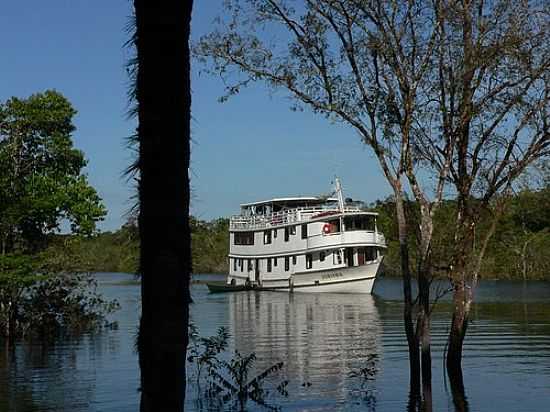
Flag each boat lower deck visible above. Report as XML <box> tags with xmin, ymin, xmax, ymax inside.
<box><xmin>214</xmin><ymin>261</ymin><xmax>381</xmax><ymax>294</ymax></box>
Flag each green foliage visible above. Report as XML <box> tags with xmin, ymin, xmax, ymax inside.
<box><xmin>58</xmin><ymin>216</ymin><xmax>227</xmax><ymax>275</ymax></box>
<box><xmin>0</xmin><ymin>249</ymin><xmax>119</xmax><ymax>340</ymax></box>
<box><xmin>208</xmin><ymin>352</ymin><xmax>286</xmax><ymax>411</ymax></box>
<box><xmin>187</xmin><ymin>325</ymin><xmax>288</xmax><ymax>411</ymax></box>
<box><xmin>187</xmin><ymin>325</ymin><xmax>231</xmax><ymax>384</ymax></box>
<box><xmin>481</xmin><ymin>188</ymin><xmax>550</xmax><ymax>280</ymax></box>
<box><xmin>0</xmin><ymin>91</ymin><xmax>114</xmax><ymax>341</ymax></box>
<box><xmin>0</xmin><ymin>90</ymin><xmax>106</xmax><ymax>252</ymax></box>
<box><xmin>374</xmin><ymin>188</ymin><xmax>550</xmax><ymax>280</ymax></box>
<box><xmin>70</xmin><ymin>187</ymin><xmax>549</xmax><ymax>281</ymax></box>
<box><xmin>191</xmin><ymin>217</ymin><xmax>229</xmax><ymax>274</ymax></box>
<box><xmin>46</xmin><ymin>220</ymin><xmax>140</xmax><ymax>274</ymax></box>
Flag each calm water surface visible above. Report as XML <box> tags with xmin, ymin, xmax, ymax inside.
<box><xmin>1</xmin><ymin>273</ymin><xmax>550</xmax><ymax>411</ymax></box>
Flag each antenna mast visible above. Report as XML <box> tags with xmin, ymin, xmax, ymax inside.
<box><xmin>335</xmin><ymin>177</ymin><xmax>345</xmax><ymax>212</ymax></box>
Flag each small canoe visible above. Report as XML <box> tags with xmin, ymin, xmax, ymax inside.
<box><xmin>206</xmin><ymin>281</ymin><xmax>252</xmax><ymax>293</ymax></box>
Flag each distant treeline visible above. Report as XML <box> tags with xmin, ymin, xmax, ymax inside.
<box><xmin>376</xmin><ymin>187</ymin><xmax>550</xmax><ymax>280</ymax></box>
<box><xmin>62</xmin><ymin>188</ymin><xmax>549</xmax><ymax>280</ymax></box>
<box><xmin>54</xmin><ymin>217</ymin><xmax>228</xmax><ymax>275</ymax></box>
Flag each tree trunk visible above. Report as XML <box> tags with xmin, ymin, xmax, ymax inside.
<box><xmin>8</xmin><ymin>300</ymin><xmax>16</xmax><ymax>343</ymax></box>
<box><xmin>418</xmin><ymin>270</ymin><xmax>432</xmax><ymax>411</ymax></box>
<box><xmin>134</xmin><ymin>1</ymin><xmax>193</xmax><ymax>411</ymax></box>
<box><xmin>395</xmin><ymin>195</ymin><xmax>421</xmax><ymax>398</ymax></box>
<box><xmin>417</xmin><ymin>210</ymin><xmax>433</xmax><ymax>400</ymax></box>
<box><xmin>448</xmin><ymin>287</ymin><xmax>470</xmax><ymax>412</ymax></box>
<box><xmin>447</xmin><ymin>279</ymin><xmax>469</xmax><ymax>390</ymax></box>
<box><xmin>1</xmin><ymin>302</ymin><xmax>9</xmax><ymax>341</ymax></box>
<box><xmin>521</xmin><ymin>239</ymin><xmax>529</xmax><ymax>281</ymax></box>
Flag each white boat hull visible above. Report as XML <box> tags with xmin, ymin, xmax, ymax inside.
<box><xmin>255</xmin><ymin>261</ymin><xmax>380</xmax><ymax>294</ymax></box>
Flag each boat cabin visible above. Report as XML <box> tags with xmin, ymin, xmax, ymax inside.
<box><xmin>240</xmin><ymin>196</ymin><xmax>339</xmax><ymax>216</ymax></box>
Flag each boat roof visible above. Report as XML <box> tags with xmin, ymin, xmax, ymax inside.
<box><xmin>240</xmin><ymin>196</ymin><xmax>338</xmax><ymax>208</ymax></box>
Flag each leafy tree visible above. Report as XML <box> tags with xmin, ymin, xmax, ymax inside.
<box><xmin>196</xmin><ymin>1</ymin><xmax>550</xmax><ymax>401</ymax></box>
<box><xmin>375</xmin><ymin>192</ymin><xmax>550</xmax><ymax>282</ymax></box>
<box><xmin>195</xmin><ymin>1</ymin><xmax>451</xmax><ymax>400</ymax></box>
<box><xmin>191</xmin><ymin>217</ymin><xmax>230</xmax><ymax>274</ymax></box>
<box><xmin>486</xmin><ymin>187</ymin><xmax>550</xmax><ymax>280</ymax></box>
<box><xmin>0</xmin><ymin>90</ymin><xmax>111</xmax><ymax>341</ymax></box>
<box><xmin>0</xmin><ymin>91</ymin><xmax>105</xmax><ymax>252</ymax></box>
<box><xmin>50</xmin><ymin>218</ymin><xmax>140</xmax><ymax>275</ymax></box>
<box><xmin>427</xmin><ymin>1</ymin><xmax>550</xmax><ymax>389</ymax></box>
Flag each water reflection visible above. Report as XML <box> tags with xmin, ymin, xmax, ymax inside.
<box><xmin>0</xmin><ymin>340</ymin><xmax>97</xmax><ymax>412</ymax></box>
<box><xmin>227</xmin><ymin>291</ymin><xmax>382</xmax><ymax>409</ymax></box>
<box><xmin>0</xmin><ymin>273</ymin><xmax>141</xmax><ymax>412</ymax></box>
<box><xmin>2</xmin><ymin>276</ymin><xmax>550</xmax><ymax>412</ymax></box>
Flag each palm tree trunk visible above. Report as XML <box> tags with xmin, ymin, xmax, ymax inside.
<box><xmin>134</xmin><ymin>1</ymin><xmax>193</xmax><ymax>411</ymax></box>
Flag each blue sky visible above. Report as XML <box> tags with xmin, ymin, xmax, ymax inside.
<box><xmin>1</xmin><ymin>1</ymin><xmax>390</xmax><ymax>231</ymax></box>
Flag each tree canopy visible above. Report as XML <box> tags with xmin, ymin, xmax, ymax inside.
<box><xmin>197</xmin><ymin>1</ymin><xmax>549</xmax><ymax>400</ymax></box>
<box><xmin>0</xmin><ymin>90</ymin><xmax>106</xmax><ymax>253</ymax></box>
<box><xmin>0</xmin><ymin>90</ymin><xmax>111</xmax><ymax>341</ymax></box>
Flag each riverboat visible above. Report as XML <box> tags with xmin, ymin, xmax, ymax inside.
<box><xmin>223</xmin><ymin>178</ymin><xmax>386</xmax><ymax>294</ymax></box>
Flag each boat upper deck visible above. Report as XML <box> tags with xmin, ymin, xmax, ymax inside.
<box><xmin>230</xmin><ymin>200</ymin><xmax>378</xmax><ymax>231</ymax></box>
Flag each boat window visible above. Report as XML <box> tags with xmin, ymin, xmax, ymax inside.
<box><xmin>234</xmin><ymin>231</ymin><xmax>255</xmax><ymax>245</ymax></box>
<box><xmin>267</xmin><ymin>258</ymin><xmax>272</xmax><ymax>272</ymax></box>
<box><xmin>247</xmin><ymin>259</ymin><xmax>252</xmax><ymax>271</ymax></box>
<box><xmin>325</xmin><ymin>219</ymin><xmax>341</xmax><ymax>233</ymax></box>
<box><xmin>292</xmin><ymin>256</ymin><xmax>297</xmax><ymax>265</ymax></box>
<box><xmin>290</xmin><ymin>225</ymin><xmax>296</xmax><ymax>235</ymax></box>
<box><xmin>344</xmin><ymin>216</ymin><xmax>375</xmax><ymax>231</ymax></box>
<box><xmin>333</xmin><ymin>250</ymin><xmax>342</xmax><ymax>265</ymax></box>
<box><xmin>301</xmin><ymin>224</ymin><xmax>308</xmax><ymax>239</ymax></box>
<box><xmin>273</xmin><ymin>229</ymin><xmax>277</xmax><ymax>238</ymax></box>
<box><xmin>306</xmin><ymin>253</ymin><xmax>313</xmax><ymax>269</ymax></box>
<box><xmin>233</xmin><ymin>258</ymin><xmax>237</xmax><ymax>271</ymax></box>
<box><xmin>320</xmin><ymin>251</ymin><xmax>325</xmax><ymax>262</ymax></box>
<box><xmin>366</xmin><ymin>247</ymin><xmax>377</xmax><ymax>261</ymax></box>
<box><xmin>284</xmin><ymin>256</ymin><xmax>289</xmax><ymax>271</ymax></box>
<box><xmin>273</xmin><ymin>257</ymin><xmax>277</xmax><ymax>267</ymax></box>
<box><xmin>240</xmin><ymin>259</ymin><xmax>244</xmax><ymax>272</ymax></box>
<box><xmin>264</xmin><ymin>230</ymin><xmax>272</xmax><ymax>244</ymax></box>
<box><xmin>284</xmin><ymin>227</ymin><xmax>290</xmax><ymax>242</ymax></box>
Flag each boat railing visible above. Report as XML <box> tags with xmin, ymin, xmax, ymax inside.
<box><xmin>230</xmin><ymin>206</ymin><xmax>364</xmax><ymax>230</ymax></box>
<box><xmin>306</xmin><ymin>230</ymin><xmax>387</xmax><ymax>247</ymax></box>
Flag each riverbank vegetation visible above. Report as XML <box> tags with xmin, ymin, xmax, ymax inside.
<box><xmin>62</xmin><ymin>185</ymin><xmax>550</xmax><ymax>281</ymax></box>
<box><xmin>376</xmin><ymin>185</ymin><xmax>550</xmax><ymax>281</ymax></box>
<box><xmin>0</xmin><ymin>91</ymin><xmax>117</xmax><ymax>341</ymax></box>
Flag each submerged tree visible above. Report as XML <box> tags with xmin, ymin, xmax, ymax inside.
<box><xmin>131</xmin><ymin>1</ymin><xmax>194</xmax><ymax>411</ymax></box>
<box><xmin>196</xmin><ymin>0</ymin><xmax>549</xmax><ymax>405</ymax></box>
<box><xmin>0</xmin><ymin>90</ymin><xmax>110</xmax><ymax>341</ymax></box>
<box><xmin>196</xmin><ymin>0</ymin><xmax>457</xmax><ymax>403</ymax></box>
<box><xmin>427</xmin><ymin>0</ymin><xmax>550</xmax><ymax>391</ymax></box>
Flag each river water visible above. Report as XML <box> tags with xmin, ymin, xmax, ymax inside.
<box><xmin>1</xmin><ymin>273</ymin><xmax>549</xmax><ymax>411</ymax></box>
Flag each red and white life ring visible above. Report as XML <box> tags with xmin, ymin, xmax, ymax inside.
<box><xmin>322</xmin><ymin>224</ymin><xmax>331</xmax><ymax>235</ymax></box>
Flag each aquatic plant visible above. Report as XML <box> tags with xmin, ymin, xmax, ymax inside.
<box><xmin>187</xmin><ymin>325</ymin><xmax>288</xmax><ymax>411</ymax></box>
<box><xmin>348</xmin><ymin>353</ymin><xmax>379</xmax><ymax>412</ymax></box>
<box><xmin>187</xmin><ymin>325</ymin><xmax>230</xmax><ymax>385</ymax></box>
<box><xmin>207</xmin><ymin>351</ymin><xmax>287</xmax><ymax>411</ymax></box>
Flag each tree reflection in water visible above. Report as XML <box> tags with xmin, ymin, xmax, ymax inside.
<box><xmin>447</xmin><ymin>373</ymin><xmax>470</xmax><ymax>412</ymax></box>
